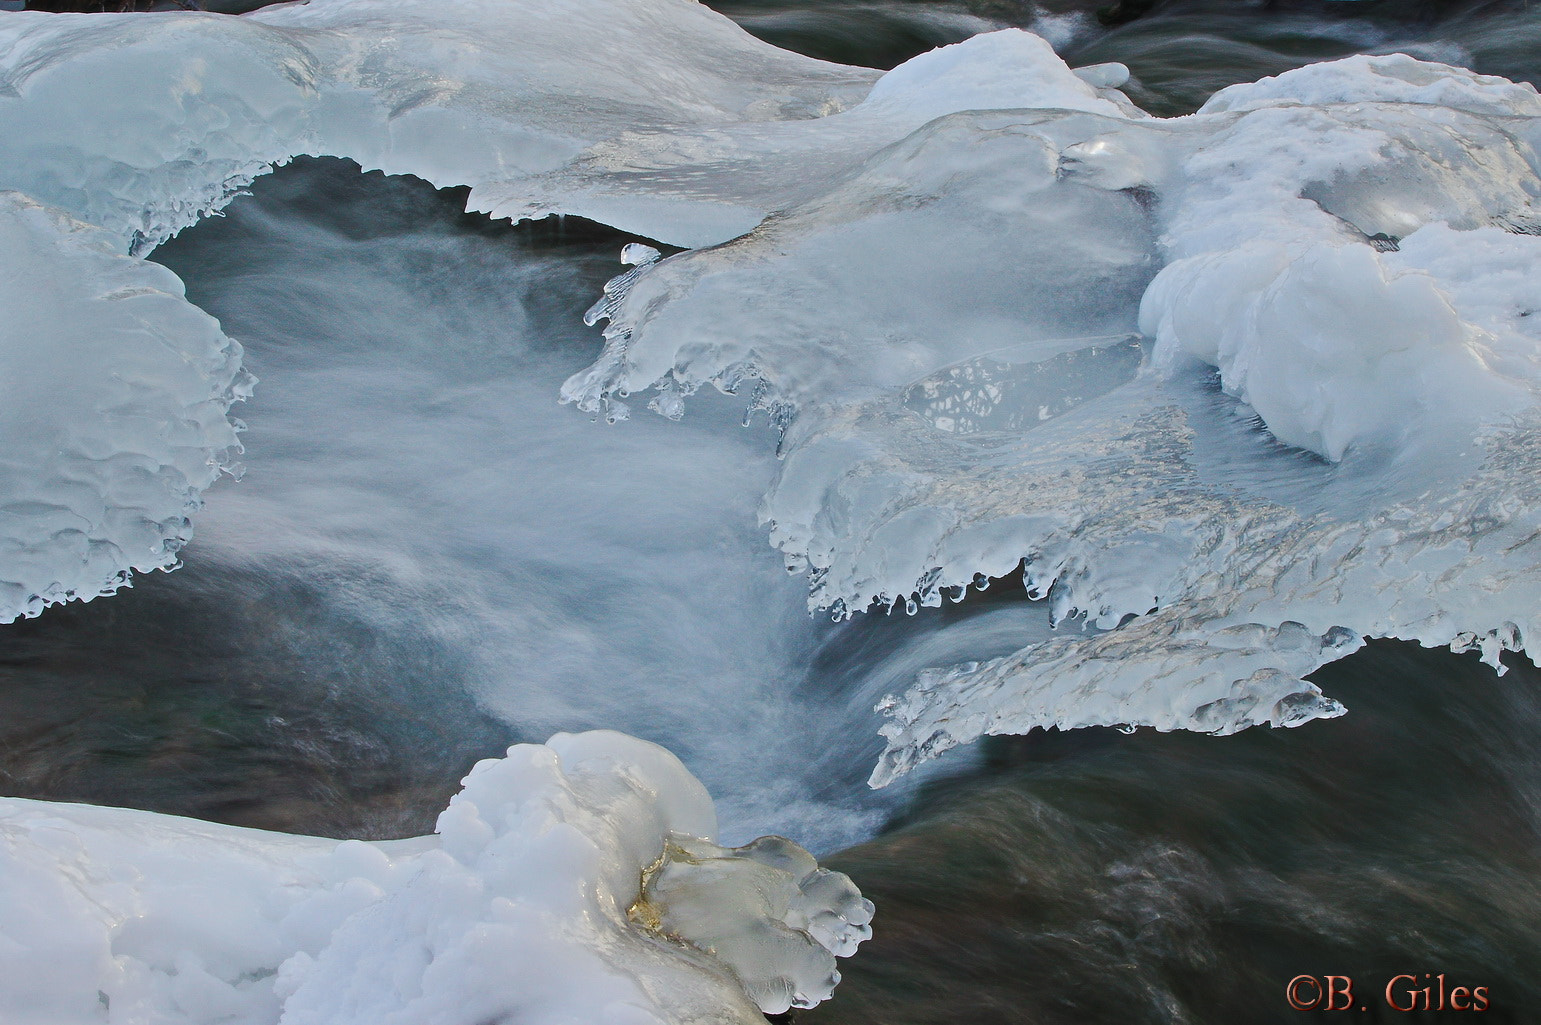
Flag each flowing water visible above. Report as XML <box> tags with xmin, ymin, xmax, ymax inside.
<box><xmin>5</xmin><ymin>152</ymin><xmax>1072</xmax><ymax>852</ymax></box>
<box><xmin>4</xmin><ymin>0</ymin><xmax>1541</xmax><ymax>1020</ymax></box>
<box><xmin>813</xmin><ymin>643</ymin><xmax>1541</xmax><ymax>1024</ymax></box>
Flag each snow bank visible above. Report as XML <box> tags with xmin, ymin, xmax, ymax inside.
<box><xmin>0</xmin><ymin>731</ymin><xmax>871</xmax><ymax>1024</ymax></box>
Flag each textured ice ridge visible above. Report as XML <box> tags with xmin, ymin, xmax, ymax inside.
<box><xmin>0</xmin><ymin>731</ymin><xmax>871</xmax><ymax>1025</ymax></box>
<box><xmin>0</xmin><ymin>191</ymin><xmax>251</xmax><ymax>623</ymax></box>
<box><xmin>0</xmin><ymin>0</ymin><xmax>883</xmax><ymax>252</ymax></box>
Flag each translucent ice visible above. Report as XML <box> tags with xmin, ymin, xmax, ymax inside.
<box><xmin>0</xmin><ymin>731</ymin><xmax>869</xmax><ymax>1024</ymax></box>
<box><xmin>0</xmin><ymin>0</ymin><xmax>878</xmax><ymax>250</ymax></box>
<box><xmin>636</xmin><ymin>834</ymin><xmax>874</xmax><ymax>1013</ymax></box>
<box><xmin>0</xmin><ymin>10</ymin><xmax>1140</xmax><ymax>251</ymax></box>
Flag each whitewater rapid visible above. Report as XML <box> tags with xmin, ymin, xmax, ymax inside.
<box><xmin>5</xmin><ymin>0</ymin><xmax>1541</xmax><ymax>1019</ymax></box>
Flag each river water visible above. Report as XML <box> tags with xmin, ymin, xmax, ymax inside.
<box><xmin>3</xmin><ymin>0</ymin><xmax>1540</xmax><ymax>1021</ymax></box>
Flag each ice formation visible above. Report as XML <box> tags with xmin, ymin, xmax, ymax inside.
<box><xmin>561</xmin><ymin>47</ymin><xmax>1541</xmax><ymax>783</ymax></box>
<box><xmin>3</xmin><ymin>0</ymin><xmax>1541</xmax><ymax>783</ymax></box>
<box><xmin>0</xmin><ymin>731</ymin><xmax>871</xmax><ymax>1024</ymax></box>
<box><xmin>637</xmin><ymin>834</ymin><xmax>874</xmax><ymax>1013</ymax></box>
<box><xmin>0</xmin><ymin>192</ymin><xmax>250</xmax><ymax>623</ymax></box>
<box><xmin>0</xmin><ymin>0</ymin><xmax>879</xmax><ymax>251</ymax></box>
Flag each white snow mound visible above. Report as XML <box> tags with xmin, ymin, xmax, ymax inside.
<box><xmin>0</xmin><ymin>731</ymin><xmax>872</xmax><ymax>1025</ymax></box>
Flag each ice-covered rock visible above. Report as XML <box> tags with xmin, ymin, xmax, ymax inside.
<box><xmin>1144</xmin><ymin>55</ymin><xmax>1541</xmax><ymax>460</ymax></box>
<box><xmin>0</xmin><ymin>731</ymin><xmax>870</xmax><ymax>1024</ymax></box>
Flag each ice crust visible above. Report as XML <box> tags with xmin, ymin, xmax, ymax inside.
<box><xmin>0</xmin><ymin>0</ymin><xmax>879</xmax><ymax>251</ymax></box>
<box><xmin>0</xmin><ymin>191</ymin><xmax>250</xmax><ymax>623</ymax></box>
<box><xmin>0</xmin><ymin>731</ymin><xmax>870</xmax><ymax>1024</ymax></box>
<box><xmin>4</xmin><ymin>0</ymin><xmax>1541</xmax><ymax>783</ymax></box>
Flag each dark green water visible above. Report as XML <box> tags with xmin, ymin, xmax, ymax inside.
<box><xmin>811</xmin><ymin>642</ymin><xmax>1541</xmax><ymax>1024</ymax></box>
<box><xmin>719</xmin><ymin>0</ymin><xmax>1540</xmax><ymax>114</ymax></box>
<box><xmin>0</xmin><ymin>557</ymin><xmax>516</xmax><ymax>838</ymax></box>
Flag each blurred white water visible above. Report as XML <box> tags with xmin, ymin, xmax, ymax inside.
<box><xmin>152</xmin><ymin>158</ymin><xmax>1010</xmax><ymax>851</ymax></box>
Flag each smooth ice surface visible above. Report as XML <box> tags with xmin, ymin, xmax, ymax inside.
<box><xmin>0</xmin><ymin>0</ymin><xmax>876</xmax><ymax>250</ymax></box>
<box><xmin>0</xmin><ymin>191</ymin><xmax>250</xmax><ymax>623</ymax></box>
<box><xmin>0</xmin><ymin>731</ymin><xmax>868</xmax><ymax>1025</ymax></box>
<box><xmin>638</xmin><ymin>834</ymin><xmax>875</xmax><ymax>1014</ymax></box>
<box><xmin>0</xmin><ymin>7</ymin><xmax>1146</xmax><ymax>252</ymax></box>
